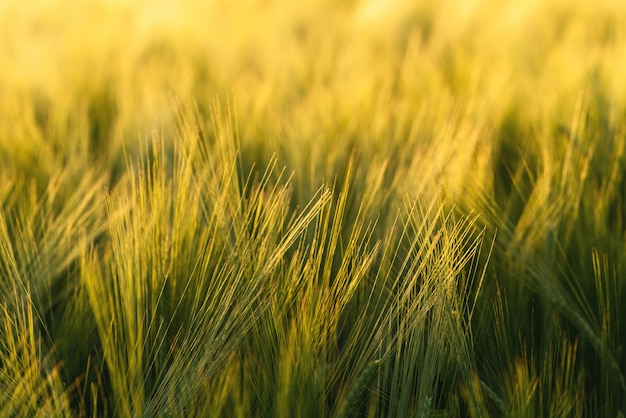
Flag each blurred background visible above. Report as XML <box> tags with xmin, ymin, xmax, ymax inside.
<box><xmin>3</xmin><ymin>0</ymin><xmax>625</xmax><ymax>159</ymax></box>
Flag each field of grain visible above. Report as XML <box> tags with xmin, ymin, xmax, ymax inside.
<box><xmin>1</xmin><ymin>0</ymin><xmax>625</xmax><ymax>416</ymax></box>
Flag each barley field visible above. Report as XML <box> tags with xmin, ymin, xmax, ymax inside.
<box><xmin>1</xmin><ymin>0</ymin><xmax>625</xmax><ymax>416</ymax></box>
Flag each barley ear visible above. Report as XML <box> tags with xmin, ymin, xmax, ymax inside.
<box><xmin>336</xmin><ymin>359</ymin><xmax>382</xmax><ymax>418</ymax></box>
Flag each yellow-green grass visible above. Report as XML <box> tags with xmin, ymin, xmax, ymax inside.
<box><xmin>1</xmin><ymin>0</ymin><xmax>625</xmax><ymax>416</ymax></box>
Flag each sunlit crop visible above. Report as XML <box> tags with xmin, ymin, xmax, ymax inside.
<box><xmin>1</xmin><ymin>0</ymin><xmax>625</xmax><ymax>416</ymax></box>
